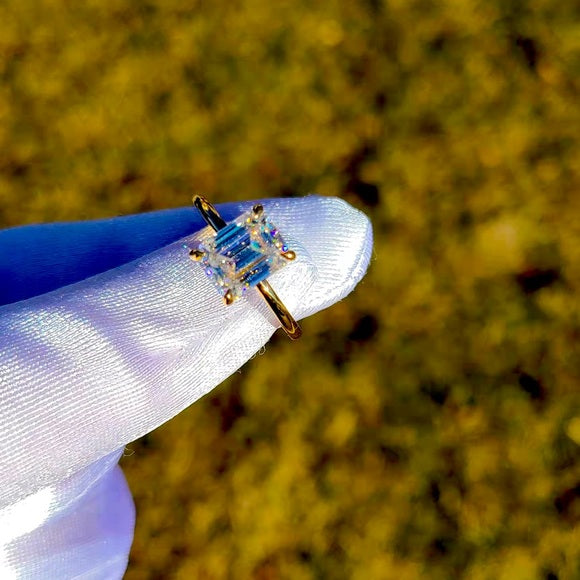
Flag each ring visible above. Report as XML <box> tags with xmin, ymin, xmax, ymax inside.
<box><xmin>188</xmin><ymin>195</ymin><xmax>302</xmax><ymax>340</ymax></box>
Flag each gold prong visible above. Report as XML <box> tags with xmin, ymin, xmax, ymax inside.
<box><xmin>281</xmin><ymin>250</ymin><xmax>296</xmax><ymax>261</ymax></box>
<box><xmin>223</xmin><ymin>289</ymin><xmax>234</xmax><ymax>305</ymax></box>
<box><xmin>252</xmin><ymin>204</ymin><xmax>264</xmax><ymax>219</ymax></box>
<box><xmin>189</xmin><ymin>248</ymin><xmax>204</xmax><ymax>261</ymax></box>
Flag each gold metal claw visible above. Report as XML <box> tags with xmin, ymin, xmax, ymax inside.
<box><xmin>281</xmin><ymin>250</ymin><xmax>296</xmax><ymax>261</ymax></box>
<box><xmin>189</xmin><ymin>248</ymin><xmax>204</xmax><ymax>261</ymax></box>
<box><xmin>252</xmin><ymin>204</ymin><xmax>264</xmax><ymax>219</ymax></box>
<box><xmin>223</xmin><ymin>289</ymin><xmax>235</xmax><ymax>305</ymax></box>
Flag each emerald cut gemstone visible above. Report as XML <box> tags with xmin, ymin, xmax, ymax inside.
<box><xmin>194</xmin><ymin>209</ymin><xmax>292</xmax><ymax>302</ymax></box>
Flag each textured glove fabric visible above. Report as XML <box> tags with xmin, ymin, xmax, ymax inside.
<box><xmin>0</xmin><ymin>196</ymin><xmax>372</xmax><ymax>578</ymax></box>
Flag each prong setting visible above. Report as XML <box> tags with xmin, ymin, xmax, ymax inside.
<box><xmin>223</xmin><ymin>289</ymin><xmax>234</xmax><ymax>305</ymax></box>
<box><xmin>189</xmin><ymin>248</ymin><xmax>204</xmax><ymax>261</ymax></box>
<box><xmin>252</xmin><ymin>204</ymin><xmax>264</xmax><ymax>220</ymax></box>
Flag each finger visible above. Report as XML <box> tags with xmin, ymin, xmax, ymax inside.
<box><xmin>0</xmin><ymin>196</ymin><xmax>372</xmax><ymax>509</ymax></box>
<box><xmin>0</xmin><ymin>459</ymin><xmax>134</xmax><ymax>579</ymax></box>
<box><xmin>0</xmin><ymin>203</ymin><xmax>244</xmax><ymax>306</ymax></box>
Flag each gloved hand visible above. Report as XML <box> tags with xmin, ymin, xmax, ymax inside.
<box><xmin>0</xmin><ymin>196</ymin><xmax>372</xmax><ymax>578</ymax></box>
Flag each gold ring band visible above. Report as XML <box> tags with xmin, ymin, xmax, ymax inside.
<box><xmin>190</xmin><ymin>195</ymin><xmax>302</xmax><ymax>340</ymax></box>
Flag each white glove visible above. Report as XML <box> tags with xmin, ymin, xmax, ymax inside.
<box><xmin>0</xmin><ymin>195</ymin><xmax>372</xmax><ymax>578</ymax></box>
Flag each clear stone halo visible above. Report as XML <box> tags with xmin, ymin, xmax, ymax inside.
<box><xmin>191</xmin><ymin>205</ymin><xmax>295</xmax><ymax>303</ymax></box>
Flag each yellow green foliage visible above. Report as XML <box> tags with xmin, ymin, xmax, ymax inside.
<box><xmin>1</xmin><ymin>0</ymin><xmax>579</xmax><ymax>578</ymax></box>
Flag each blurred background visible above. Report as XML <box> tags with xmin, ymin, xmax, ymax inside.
<box><xmin>1</xmin><ymin>0</ymin><xmax>579</xmax><ymax>578</ymax></box>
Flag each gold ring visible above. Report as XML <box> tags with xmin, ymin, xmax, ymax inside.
<box><xmin>188</xmin><ymin>195</ymin><xmax>302</xmax><ymax>340</ymax></box>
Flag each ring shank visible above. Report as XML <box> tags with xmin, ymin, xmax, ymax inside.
<box><xmin>193</xmin><ymin>196</ymin><xmax>227</xmax><ymax>230</ymax></box>
<box><xmin>192</xmin><ymin>195</ymin><xmax>302</xmax><ymax>340</ymax></box>
<box><xmin>257</xmin><ymin>280</ymin><xmax>302</xmax><ymax>339</ymax></box>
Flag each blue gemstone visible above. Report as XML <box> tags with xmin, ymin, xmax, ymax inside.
<box><xmin>225</xmin><ymin>232</ymin><xmax>251</xmax><ymax>258</ymax></box>
<box><xmin>214</xmin><ymin>223</ymin><xmax>244</xmax><ymax>251</ymax></box>
<box><xmin>241</xmin><ymin>256</ymin><xmax>272</xmax><ymax>286</ymax></box>
<box><xmin>235</xmin><ymin>245</ymin><xmax>260</xmax><ymax>270</ymax></box>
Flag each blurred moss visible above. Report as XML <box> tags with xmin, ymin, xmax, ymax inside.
<box><xmin>1</xmin><ymin>0</ymin><xmax>579</xmax><ymax>578</ymax></box>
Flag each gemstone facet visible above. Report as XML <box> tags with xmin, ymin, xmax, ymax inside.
<box><xmin>193</xmin><ymin>209</ymin><xmax>293</xmax><ymax>302</ymax></box>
